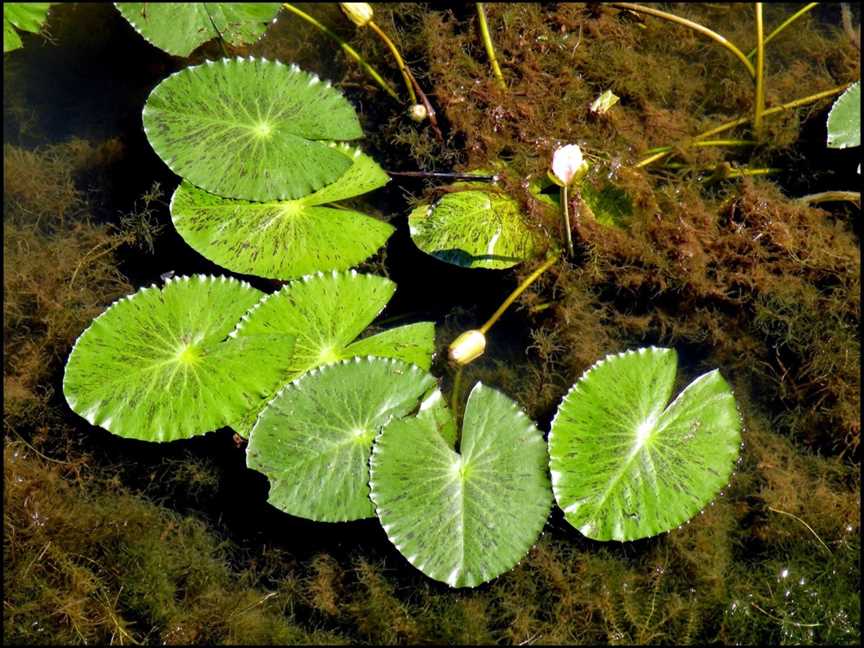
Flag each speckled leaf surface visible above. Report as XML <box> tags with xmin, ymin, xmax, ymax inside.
<box><xmin>115</xmin><ymin>3</ymin><xmax>280</xmax><ymax>57</ymax></box>
<box><xmin>827</xmin><ymin>81</ymin><xmax>860</xmax><ymax>149</ymax></box>
<box><xmin>370</xmin><ymin>383</ymin><xmax>552</xmax><ymax>588</ymax></box>
<box><xmin>170</xmin><ymin>147</ymin><xmax>393</xmax><ymax>279</ymax></box>
<box><xmin>247</xmin><ymin>358</ymin><xmax>437</xmax><ymax>521</ymax></box>
<box><xmin>143</xmin><ymin>57</ymin><xmax>362</xmax><ymax>201</ymax></box>
<box><xmin>229</xmin><ymin>271</ymin><xmax>435</xmax><ymax>435</ymax></box>
<box><xmin>409</xmin><ymin>189</ymin><xmax>541</xmax><ymax>269</ymax></box>
<box><xmin>4</xmin><ymin>3</ymin><xmax>51</xmax><ymax>53</ymax></box>
<box><xmin>63</xmin><ymin>275</ymin><xmax>295</xmax><ymax>442</ymax></box>
<box><xmin>548</xmin><ymin>347</ymin><xmax>742</xmax><ymax>542</ymax></box>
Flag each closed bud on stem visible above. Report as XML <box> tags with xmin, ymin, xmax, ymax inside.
<box><xmin>409</xmin><ymin>103</ymin><xmax>428</xmax><ymax>122</ymax></box>
<box><xmin>448</xmin><ymin>329</ymin><xmax>486</xmax><ymax>366</ymax></box>
<box><xmin>340</xmin><ymin>3</ymin><xmax>373</xmax><ymax>28</ymax></box>
<box><xmin>550</xmin><ymin>143</ymin><xmax>589</xmax><ymax>187</ymax></box>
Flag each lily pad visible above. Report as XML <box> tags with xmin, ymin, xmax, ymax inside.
<box><xmin>3</xmin><ymin>3</ymin><xmax>51</xmax><ymax>53</ymax></box>
<box><xmin>170</xmin><ymin>146</ymin><xmax>393</xmax><ymax>279</ymax></box>
<box><xmin>548</xmin><ymin>347</ymin><xmax>742</xmax><ymax>542</ymax></box>
<box><xmin>827</xmin><ymin>81</ymin><xmax>860</xmax><ymax>149</ymax></box>
<box><xmin>63</xmin><ymin>275</ymin><xmax>295</xmax><ymax>442</ymax></box>
<box><xmin>409</xmin><ymin>188</ymin><xmax>541</xmax><ymax>269</ymax></box>
<box><xmin>247</xmin><ymin>358</ymin><xmax>437</xmax><ymax>522</ymax></box>
<box><xmin>230</xmin><ymin>271</ymin><xmax>435</xmax><ymax>435</ymax></box>
<box><xmin>143</xmin><ymin>57</ymin><xmax>363</xmax><ymax>201</ymax></box>
<box><xmin>370</xmin><ymin>383</ymin><xmax>552</xmax><ymax>587</ymax></box>
<box><xmin>115</xmin><ymin>3</ymin><xmax>280</xmax><ymax>57</ymax></box>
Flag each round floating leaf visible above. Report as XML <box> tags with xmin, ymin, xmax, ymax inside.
<box><xmin>827</xmin><ymin>81</ymin><xmax>860</xmax><ymax>149</ymax></box>
<box><xmin>4</xmin><ymin>3</ymin><xmax>52</xmax><ymax>53</ymax></box>
<box><xmin>115</xmin><ymin>3</ymin><xmax>280</xmax><ymax>57</ymax></box>
<box><xmin>170</xmin><ymin>146</ymin><xmax>393</xmax><ymax>279</ymax></box>
<box><xmin>229</xmin><ymin>271</ymin><xmax>435</xmax><ymax>435</ymax></box>
<box><xmin>409</xmin><ymin>189</ymin><xmax>541</xmax><ymax>269</ymax></box>
<box><xmin>247</xmin><ymin>358</ymin><xmax>437</xmax><ymax>521</ymax></box>
<box><xmin>63</xmin><ymin>275</ymin><xmax>295</xmax><ymax>442</ymax></box>
<box><xmin>370</xmin><ymin>383</ymin><xmax>552</xmax><ymax>588</ymax></box>
<box><xmin>143</xmin><ymin>57</ymin><xmax>363</xmax><ymax>201</ymax></box>
<box><xmin>548</xmin><ymin>347</ymin><xmax>742</xmax><ymax>542</ymax></box>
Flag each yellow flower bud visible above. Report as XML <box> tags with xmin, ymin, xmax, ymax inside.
<box><xmin>409</xmin><ymin>103</ymin><xmax>428</xmax><ymax>122</ymax></box>
<box><xmin>340</xmin><ymin>3</ymin><xmax>374</xmax><ymax>28</ymax></box>
<box><xmin>448</xmin><ymin>329</ymin><xmax>487</xmax><ymax>366</ymax></box>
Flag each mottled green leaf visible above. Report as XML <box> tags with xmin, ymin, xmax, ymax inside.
<box><xmin>3</xmin><ymin>3</ymin><xmax>51</xmax><ymax>53</ymax></box>
<box><xmin>115</xmin><ymin>3</ymin><xmax>280</xmax><ymax>57</ymax></box>
<box><xmin>370</xmin><ymin>383</ymin><xmax>552</xmax><ymax>587</ymax></box>
<box><xmin>143</xmin><ymin>57</ymin><xmax>362</xmax><ymax>201</ymax></box>
<box><xmin>548</xmin><ymin>347</ymin><xmax>742</xmax><ymax>541</ymax></box>
<box><xmin>247</xmin><ymin>358</ymin><xmax>437</xmax><ymax>521</ymax></box>
<box><xmin>827</xmin><ymin>81</ymin><xmax>860</xmax><ymax>149</ymax></box>
<box><xmin>170</xmin><ymin>146</ymin><xmax>393</xmax><ymax>279</ymax></box>
<box><xmin>63</xmin><ymin>275</ymin><xmax>295</xmax><ymax>442</ymax></box>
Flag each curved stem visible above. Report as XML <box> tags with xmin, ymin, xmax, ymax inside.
<box><xmin>479</xmin><ymin>254</ymin><xmax>559</xmax><ymax>335</ymax></box>
<box><xmin>367</xmin><ymin>19</ymin><xmax>417</xmax><ymax>104</ymax></box>
<box><xmin>754</xmin><ymin>3</ymin><xmax>765</xmax><ymax>137</ymax></box>
<box><xmin>476</xmin><ymin>3</ymin><xmax>506</xmax><ymax>89</ymax></box>
<box><xmin>281</xmin><ymin>3</ymin><xmax>399</xmax><ymax>100</ymax></box>
<box><xmin>796</xmin><ymin>190</ymin><xmax>861</xmax><ymax>207</ymax></box>
<box><xmin>609</xmin><ymin>2</ymin><xmax>755</xmax><ymax>78</ymax></box>
<box><xmin>746</xmin><ymin>3</ymin><xmax>818</xmax><ymax>59</ymax></box>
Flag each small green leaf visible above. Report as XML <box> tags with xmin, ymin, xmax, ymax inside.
<box><xmin>581</xmin><ymin>181</ymin><xmax>633</xmax><ymax>229</ymax></box>
<box><xmin>409</xmin><ymin>189</ymin><xmax>541</xmax><ymax>269</ymax></box>
<box><xmin>115</xmin><ymin>3</ymin><xmax>281</xmax><ymax>57</ymax></box>
<box><xmin>170</xmin><ymin>146</ymin><xmax>393</xmax><ymax>279</ymax></box>
<box><xmin>247</xmin><ymin>358</ymin><xmax>437</xmax><ymax>522</ymax></box>
<box><xmin>548</xmin><ymin>347</ymin><xmax>742</xmax><ymax>542</ymax></box>
<box><xmin>3</xmin><ymin>3</ymin><xmax>51</xmax><ymax>53</ymax></box>
<box><xmin>827</xmin><ymin>81</ymin><xmax>860</xmax><ymax>149</ymax></box>
<box><xmin>370</xmin><ymin>383</ymin><xmax>552</xmax><ymax>587</ymax></box>
<box><xmin>143</xmin><ymin>57</ymin><xmax>362</xmax><ymax>201</ymax></box>
<box><xmin>63</xmin><ymin>275</ymin><xmax>295</xmax><ymax>442</ymax></box>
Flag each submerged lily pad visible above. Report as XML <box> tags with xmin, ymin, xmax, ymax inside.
<box><xmin>230</xmin><ymin>271</ymin><xmax>435</xmax><ymax>435</ymax></box>
<box><xmin>370</xmin><ymin>383</ymin><xmax>552</xmax><ymax>587</ymax></box>
<box><xmin>143</xmin><ymin>57</ymin><xmax>362</xmax><ymax>201</ymax></box>
<box><xmin>247</xmin><ymin>358</ymin><xmax>437</xmax><ymax>522</ymax></box>
<box><xmin>409</xmin><ymin>188</ymin><xmax>541</xmax><ymax>269</ymax></box>
<box><xmin>548</xmin><ymin>347</ymin><xmax>742</xmax><ymax>542</ymax></box>
<box><xmin>170</xmin><ymin>146</ymin><xmax>393</xmax><ymax>279</ymax></box>
<box><xmin>529</xmin><ymin>175</ymin><xmax>632</xmax><ymax>229</ymax></box>
<box><xmin>115</xmin><ymin>3</ymin><xmax>280</xmax><ymax>57</ymax></box>
<box><xmin>63</xmin><ymin>275</ymin><xmax>295</xmax><ymax>442</ymax></box>
<box><xmin>827</xmin><ymin>81</ymin><xmax>860</xmax><ymax>149</ymax></box>
<box><xmin>3</xmin><ymin>3</ymin><xmax>52</xmax><ymax>53</ymax></box>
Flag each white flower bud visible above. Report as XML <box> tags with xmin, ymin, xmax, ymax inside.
<box><xmin>340</xmin><ymin>3</ymin><xmax>373</xmax><ymax>28</ymax></box>
<box><xmin>550</xmin><ymin>144</ymin><xmax>589</xmax><ymax>187</ymax></box>
<box><xmin>409</xmin><ymin>103</ymin><xmax>428</xmax><ymax>122</ymax></box>
<box><xmin>448</xmin><ymin>330</ymin><xmax>486</xmax><ymax>366</ymax></box>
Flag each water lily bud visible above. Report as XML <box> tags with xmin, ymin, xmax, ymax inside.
<box><xmin>409</xmin><ymin>103</ymin><xmax>428</xmax><ymax>122</ymax></box>
<box><xmin>448</xmin><ymin>329</ymin><xmax>486</xmax><ymax>366</ymax></box>
<box><xmin>340</xmin><ymin>3</ymin><xmax>373</xmax><ymax>28</ymax></box>
<box><xmin>551</xmin><ymin>144</ymin><xmax>589</xmax><ymax>187</ymax></box>
<box><xmin>590</xmin><ymin>89</ymin><xmax>620</xmax><ymax>115</ymax></box>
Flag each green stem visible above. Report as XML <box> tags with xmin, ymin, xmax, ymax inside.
<box><xmin>746</xmin><ymin>3</ymin><xmax>819</xmax><ymax>59</ymax></box>
<box><xmin>281</xmin><ymin>3</ymin><xmax>399</xmax><ymax>100</ymax></box>
<box><xmin>367</xmin><ymin>19</ymin><xmax>417</xmax><ymax>104</ymax></box>
<box><xmin>643</xmin><ymin>139</ymin><xmax>756</xmax><ymax>154</ymax></box>
<box><xmin>609</xmin><ymin>2</ymin><xmax>755</xmax><ymax>78</ymax></box>
<box><xmin>479</xmin><ymin>254</ymin><xmax>559</xmax><ymax>335</ymax></box>
<box><xmin>561</xmin><ymin>184</ymin><xmax>574</xmax><ymax>258</ymax></box>
<box><xmin>754</xmin><ymin>3</ymin><xmax>765</xmax><ymax>138</ymax></box>
<box><xmin>477</xmin><ymin>3</ymin><xmax>506</xmax><ymax>89</ymax></box>
<box><xmin>451</xmin><ymin>367</ymin><xmax>464</xmax><ymax>423</ymax></box>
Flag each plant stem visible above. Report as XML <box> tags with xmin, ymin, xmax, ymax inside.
<box><xmin>767</xmin><ymin>506</ymin><xmax>832</xmax><ymax>553</ymax></box>
<box><xmin>746</xmin><ymin>2</ymin><xmax>818</xmax><ymax>59</ymax></box>
<box><xmin>643</xmin><ymin>139</ymin><xmax>756</xmax><ymax>154</ymax></box>
<box><xmin>754</xmin><ymin>3</ymin><xmax>765</xmax><ymax>138</ymax></box>
<box><xmin>635</xmin><ymin>83</ymin><xmax>852</xmax><ymax>168</ymax></box>
<box><xmin>479</xmin><ymin>254</ymin><xmax>559</xmax><ymax>335</ymax></box>
<box><xmin>796</xmin><ymin>190</ymin><xmax>861</xmax><ymax>207</ymax></box>
<box><xmin>609</xmin><ymin>2</ymin><xmax>755</xmax><ymax>78</ymax></box>
<box><xmin>386</xmin><ymin>170</ymin><xmax>497</xmax><ymax>181</ymax></box>
<box><xmin>367</xmin><ymin>19</ymin><xmax>417</xmax><ymax>104</ymax></box>
<box><xmin>561</xmin><ymin>185</ymin><xmax>574</xmax><ymax>258</ymax></box>
<box><xmin>281</xmin><ymin>3</ymin><xmax>399</xmax><ymax>100</ymax></box>
<box><xmin>451</xmin><ymin>366</ymin><xmax>464</xmax><ymax>422</ymax></box>
<box><xmin>476</xmin><ymin>3</ymin><xmax>506</xmax><ymax>90</ymax></box>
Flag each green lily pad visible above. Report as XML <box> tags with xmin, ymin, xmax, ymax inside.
<box><xmin>548</xmin><ymin>347</ymin><xmax>742</xmax><ymax>542</ymax></box>
<box><xmin>170</xmin><ymin>146</ymin><xmax>393</xmax><ymax>279</ymax></box>
<box><xmin>63</xmin><ymin>275</ymin><xmax>295</xmax><ymax>442</ymax></box>
<box><xmin>409</xmin><ymin>188</ymin><xmax>541</xmax><ymax>269</ymax></box>
<box><xmin>827</xmin><ymin>81</ymin><xmax>860</xmax><ymax>149</ymax></box>
<box><xmin>230</xmin><ymin>271</ymin><xmax>435</xmax><ymax>436</ymax></box>
<box><xmin>370</xmin><ymin>383</ymin><xmax>552</xmax><ymax>587</ymax></box>
<box><xmin>528</xmin><ymin>174</ymin><xmax>632</xmax><ymax>229</ymax></box>
<box><xmin>3</xmin><ymin>3</ymin><xmax>51</xmax><ymax>53</ymax></box>
<box><xmin>247</xmin><ymin>358</ymin><xmax>437</xmax><ymax>522</ymax></box>
<box><xmin>143</xmin><ymin>57</ymin><xmax>363</xmax><ymax>201</ymax></box>
<box><xmin>115</xmin><ymin>3</ymin><xmax>280</xmax><ymax>57</ymax></box>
